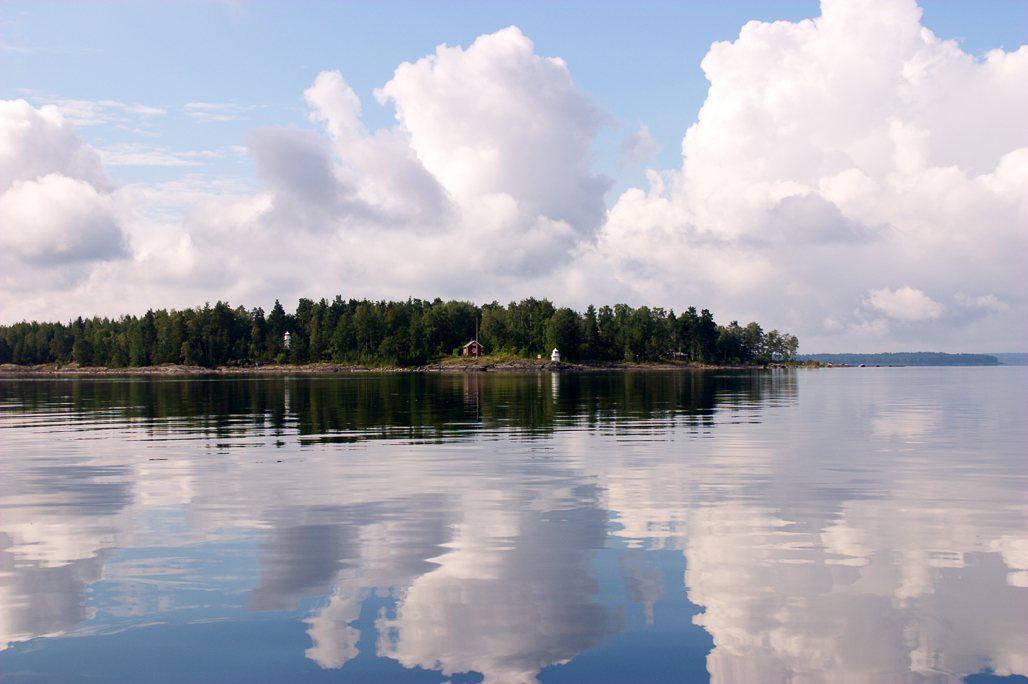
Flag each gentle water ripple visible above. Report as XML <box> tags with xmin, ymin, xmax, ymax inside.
<box><xmin>1</xmin><ymin>368</ymin><xmax>1025</xmax><ymax>684</ymax></box>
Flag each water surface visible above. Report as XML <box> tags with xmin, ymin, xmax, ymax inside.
<box><xmin>2</xmin><ymin>369</ymin><xmax>1025</xmax><ymax>683</ymax></box>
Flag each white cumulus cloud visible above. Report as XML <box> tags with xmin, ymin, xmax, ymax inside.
<box><xmin>865</xmin><ymin>286</ymin><xmax>945</xmax><ymax>322</ymax></box>
<box><xmin>0</xmin><ymin>100</ymin><xmax>112</xmax><ymax>193</ymax></box>
<box><xmin>0</xmin><ymin>174</ymin><xmax>126</xmax><ymax>265</ymax></box>
<box><xmin>0</xmin><ymin>100</ymin><xmax>131</xmax><ymax>298</ymax></box>
<box><xmin>592</xmin><ymin>0</ymin><xmax>1027</xmax><ymax>351</ymax></box>
<box><xmin>375</xmin><ymin>26</ymin><xmax>611</xmax><ymax>234</ymax></box>
<box><xmin>155</xmin><ymin>26</ymin><xmax>615</xmax><ymax>310</ymax></box>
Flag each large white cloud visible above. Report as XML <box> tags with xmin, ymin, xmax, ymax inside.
<box><xmin>865</xmin><ymin>286</ymin><xmax>944</xmax><ymax>322</ymax></box>
<box><xmin>593</xmin><ymin>0</ymin><xmax>1027</xmax><ymax>351</ymax></box>
<box><xmin>0</xmin><ymin>100</ymin><xmax>129</xmax><ymax>296</ymax></box>
<box><xmin>375</xmin><ymin>26</ymin><xmax>611</xmax><ymax>234</ymax></box>
<box><xmin>137</xmin><ymin>26</ymin><xmax>614</xmax><ymax>316</ymax></box>
<box><xmin>0</xmin><ymin>174</ymin><xmax>126</xmax><ymax>265</ymax></box>
<box><xmin>0</xmin><ymin>100</ymin><xmax>112</xmax><ymax>194</ymax></box>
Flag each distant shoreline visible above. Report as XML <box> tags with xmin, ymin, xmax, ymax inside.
<box><xmin>796</xmin><ymin>352</ymin><xmax>1021</xmax><ymax>366</ymax></box>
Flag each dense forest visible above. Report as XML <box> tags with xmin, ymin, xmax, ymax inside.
<box><xmin>0</xmin><ymin>297</ymin><xmax>798</xmax><ymax>368</ymax></box>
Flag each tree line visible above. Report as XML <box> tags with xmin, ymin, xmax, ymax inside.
<box><xmin>0</xmin><ymin>297</ymin><xmax>799</xmax><ymax>368</ymax></box>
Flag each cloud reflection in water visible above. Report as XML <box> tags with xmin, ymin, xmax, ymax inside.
<box><xmin>0</xmin><ymin>369</ymin><xmax>1024</xmax><ymax>684</ymax></box>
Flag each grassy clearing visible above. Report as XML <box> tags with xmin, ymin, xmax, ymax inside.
<box><xmin>436</xmin><ymin>354</ymin><xmax>541</xmax><ymax>365</ymax></box>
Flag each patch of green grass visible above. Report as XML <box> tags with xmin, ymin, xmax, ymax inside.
<box><xmin>436</xmin><ymin>354</ymin><xmax>538</xmax><ymax>365</ymax></box>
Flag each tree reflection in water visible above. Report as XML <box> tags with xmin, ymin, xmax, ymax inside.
<box><xmin>1</xmin><ymin>369</ymin><xmax>1024</xmax><ymax>684</ymax></box>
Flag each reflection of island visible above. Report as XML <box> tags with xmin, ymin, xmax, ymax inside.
<box><xmin>1</xmin><ymin>370</ymin><xmax>794</xmax><ymax>443</ymax></box>
<box><xmin>2</xmin><ymin>370</ymin><xmax>1024</xmax><ymax>684</ymax></box>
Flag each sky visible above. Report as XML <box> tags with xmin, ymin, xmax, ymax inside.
<box><xmin>1</xmin><ymin>0</ymin><xmax>1026</xmax><ymax>353</ymax></box>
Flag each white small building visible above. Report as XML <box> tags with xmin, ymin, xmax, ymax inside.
<box><xmin>284</xmin><ymin>332</ymin><xmax>292</xmax><ymax>349</ymax></box>
<box><xmin>550</xmin><ymin>348</ymin><xmax>560</xmax><ymax>362</ymax></box>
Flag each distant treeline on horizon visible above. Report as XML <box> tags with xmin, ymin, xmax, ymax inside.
<box><xmin>797</xmin><ymin>352</ymin><xmax>1003</xmax><ymax>366</ymax></box>
<box><xmin>0</xmin><ymin>297</ymin><xmax>798</xmax><ymax>369</ymax></box>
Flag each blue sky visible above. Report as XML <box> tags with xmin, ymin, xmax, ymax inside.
<box><xmin>1</xmin><ymin>1</ymin><xmax>1026</xmax><ymax>351</ymax></box>
<box><xmin>2</xmin><ymin>2</ymin><xmax>826</xmax><ymax>190</ymax></box>
<box><xmin>3</xmin><ymin>1</ymin><xmax>1024</xmax><ymax>192</ymax></box>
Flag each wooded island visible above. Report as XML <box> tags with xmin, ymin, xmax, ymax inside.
<box><xmin>0</xmin><ymin>297</ymin><xmax>799</xmax><ymax>369</ymax></box>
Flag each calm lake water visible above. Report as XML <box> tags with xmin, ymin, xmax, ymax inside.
<box><xmin>1</xmin><ymin>368</ymin><xmax>1025</xmax><ymax>684</ymax></box>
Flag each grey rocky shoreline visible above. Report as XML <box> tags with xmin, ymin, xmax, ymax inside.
<box><xmin>1</xmin><ymin>359</ymin><xmax>807</xmax><ymax>376</ymax></box>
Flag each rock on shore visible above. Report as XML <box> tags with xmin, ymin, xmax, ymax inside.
<box><xmin>1</xmin><ymin>360</ymin><xmax>796</xmax><ymax>376</ymax></box>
